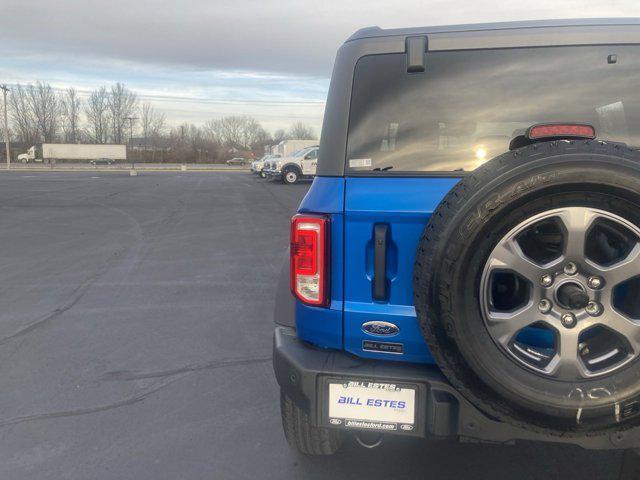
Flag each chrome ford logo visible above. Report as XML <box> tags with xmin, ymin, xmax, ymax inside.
<box><xmin>362</xmin><ymin>321</ymin><xmax>400</xmax><ymax>336</ymax></box>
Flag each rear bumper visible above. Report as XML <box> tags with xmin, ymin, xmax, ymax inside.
<box><xmin>273</xmin><ymin>326</ymin><xmax>640</xmax><ymax>450</ymax></box>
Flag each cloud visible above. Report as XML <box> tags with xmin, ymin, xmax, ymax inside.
<box><xmin>3</xmin><ymin>0</ymin><xmax>640</xmax><ymax>77</ymax></box>
<box><xmin>2</xmin><ymin>1</ymin><xmax>640</xmax><ymax>130</ymax></box>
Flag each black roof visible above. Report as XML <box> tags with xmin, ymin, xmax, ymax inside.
<box><xmin>347</xmin><ymin>18</ymin><xmax>640</xmax><ymax>42</ymax></box>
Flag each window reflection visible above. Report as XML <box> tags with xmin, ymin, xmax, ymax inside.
<box><xmin>347</xmin><ymin>46</ymin><xmax>640</xmax><ymax>172</ymax></box>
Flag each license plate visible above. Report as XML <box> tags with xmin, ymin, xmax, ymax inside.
<box><xmin>327</xmin><ymin>381</ymin><xmax>416</xmax><ymax>432</ymax></box>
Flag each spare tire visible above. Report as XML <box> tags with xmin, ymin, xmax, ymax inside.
<box><xmin>414</xmin><ymin>140</ymin><xmax>640</xmax><ymax>434</ymax></box>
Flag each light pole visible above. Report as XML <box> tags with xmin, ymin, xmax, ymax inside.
<box><xmin>124</xmin><ymin>116</ymin><xmax>138</xmax><ymax>170</ymax></box>
<box><xmin>1</xmin><ymin>85</ymin><xmax>10</xmax><ymax>170</ymax></box>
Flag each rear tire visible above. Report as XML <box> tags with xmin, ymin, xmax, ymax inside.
<box><xmin>414</xmin><ymin>140</ymin><xmax>640</xmax><ymax>434</ymax></box>
<box><xmin>280</xmin><ymin>392</ymin><xmax>343</xmax><ymax>455</ymax></box>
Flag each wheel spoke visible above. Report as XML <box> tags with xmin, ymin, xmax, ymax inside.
<box><xmin>546</xmin><ymin>329</ymin><xmax>588</xmax><ymax>380</ymax></box>
<box><xmin>597</xmin><ymin>243</ymin><xmax>640</xmax><ymax>286</ymax></box>
<box><xmin>486</xmin><ymin>303</ymin><xmax>537</xmax><ymax>348</ymax></box>
<box><xmin>487</xmin><ymin>239</ymin><xmax>543</xmax><ymax>282</ymax></box>
<box><xmin>605</xmin><ymin>310</ymin><xmax>640</xmax><ymax>353</ymax></box>
<box><xmin>557</xmin><ymin>208</ymin><xmax>597</xmax><ymax>260</ymax></box>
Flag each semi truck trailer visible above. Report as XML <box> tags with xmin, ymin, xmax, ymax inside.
<box><xmin>17</xmin><ymin>144</ymin><xmax>127</xmax><ymax>163</ymax></box>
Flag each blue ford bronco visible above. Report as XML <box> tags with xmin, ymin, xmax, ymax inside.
<box><xmin>273</xmin><ymin>18</ymin><xmax>640</xmax><ymax>455</ymax></box>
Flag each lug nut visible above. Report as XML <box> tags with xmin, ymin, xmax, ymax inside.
<box><xmin>564</xmin><ymin>262</ymin><xmax>578</xmax><ymax>275</ymax></box>
<box><xmin>540</xmin><ymin>274</ymin><xmax>554</xmax><ymax>288</ymax></box>
<box><xmin>588</xmin><ymin>276</ymin><xmax>603</xmax><ymax>290</ymax></box>
<box><xmin>538</xmin><ymin>299</ymin><xmax>552</xmax><ymax>314</ymax></box>
<box><xmin>586</xmin><ymin>301</ymin><xmax>603</xmax><ymax>317</ymax></box>
<box><xmin>561</xmin><ymin>313</ymin><xmax>577</xmax><ymax>328</ymax></box>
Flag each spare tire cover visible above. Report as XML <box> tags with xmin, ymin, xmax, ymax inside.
<box><xmin>414</xmin><ymin>140</ymin><xmax>640</xmax><ymax>433</ymax></box>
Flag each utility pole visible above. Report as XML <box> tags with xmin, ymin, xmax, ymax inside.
<box><xmin>124</xmin><ymin>116</ymin><xmax>138</xmax><ymax>171</ymax></box>
<box><xmin>1</xmin><ymin>85</ymin><xmax>10</xmax><ymax>170</ymax></box>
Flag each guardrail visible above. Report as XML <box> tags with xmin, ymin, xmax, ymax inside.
<box><xmin>2</xmin><ymin>163</ymin><xmax>251</xmax><ymax>172</ymax></box>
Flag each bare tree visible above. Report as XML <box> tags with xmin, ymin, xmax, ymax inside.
<box><xmin>163</xmin><ymin>123</ymin><xmax>219</xmax><ymax>163</ymax></box>
<box><xmin>204</xmin><ymin>115</ymin><xmax>268</xmax><ymax>150</ymax></box>
<box><xmin>26</xmin><ymin>82</ymin><xmax>60</xmax><ymax>142</ymax></box>
<box><xmin>108</xmin><ymin>83</ymin><xmax>138</xmax><ymax>143</ymax></box>
<box><xmin>249</xmin><ymin>125</ymin><xmax>271</xmax><ymax>150</ymax></box>
<box><xmin>140</xmin><ymin>102</ymin><xmax>166</xmax><ymax>142</ymax></box>
<box><xmin>288</xmin><ymin>122</ymin><xmax>316</xmax><ymax>140</ymax></box>
<box><xmin>217</xmin><ymin>116</ymin><xmax>245</xmax><ymax>148</ymax></box>
<box><xmin>5</xmin><ymin>77</ymin><xmax>318</xmax><ymax>161</ymax></box>
<box><xmin>203</xmin><ymin>119</ymin><xmax>221</xmax><ymax>144</ymax></box>
<box><xmin>85</xmin><ymin>86</ymin><xmax>110</xmax><ymax>143</ymax></box>
<box><xmin>240</xmin><ymin>117</ymin><xmax>268</xmax><ymax>150</ymax></box>
<box><xmin>202</xmin><ymin>120</ymin><xmax>224</xmax><ymax>157</ymax></box>
<box><xmin>60</xmin><ymin>87</ymin><xmax>82</xmax><ymax>143</ymax></box>
<box><xmin>9</xmin><ymin>84</ymin><xmax>39</xmax><ymax>144</ymax></box>
<box><xmin>273</xmin><ymin>128</ymin><xmax>288</xmax><ymax>144</ymax></box>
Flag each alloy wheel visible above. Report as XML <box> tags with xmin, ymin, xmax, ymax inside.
<box><xmin>480</xmin><ymin>207</ymin><xmax>640</xmax><ymax>380</ymax></box>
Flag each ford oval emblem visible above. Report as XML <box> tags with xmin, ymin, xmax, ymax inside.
<box><xmin>362</xmin><ymin>321</ymin><xmax>400</xmax><ymax>337</ymax></box>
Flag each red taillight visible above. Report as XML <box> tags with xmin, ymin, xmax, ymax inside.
<box><xmin>290</xmin><ymin>214</ymin><xmax>329</xmax><ymax>306</ymax></box>
<box><xmin>527</xmin><ymin>123</ymin><xmax>596</xmax><ymax>140</ymax></box>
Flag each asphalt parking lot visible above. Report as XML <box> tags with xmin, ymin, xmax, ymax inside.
<box><xmin>0</xmin><ymin>171</ymin><xmax>637</xmax><ymax>480</ymax></box>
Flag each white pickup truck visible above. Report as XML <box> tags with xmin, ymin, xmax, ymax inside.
<box><xmin>264</xmin><ymin>146</ymin><xmax>318</xmax><ymax>184</ymax></box>
<box><xmin>251</xmin><ymin>154</ymin><xmax>281</xmax><ymax>178</ymax></box>
<box><xmin>274</xmin><ymin>139</ymin><xmax>317</xmax><ymax>158</ymax></box>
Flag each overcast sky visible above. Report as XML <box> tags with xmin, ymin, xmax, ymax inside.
<box><xmin>2</xmin><ymin>1</ymin><xmax>640</xmax><ymax>133</ymax></box>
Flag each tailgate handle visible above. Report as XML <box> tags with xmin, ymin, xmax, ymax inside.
<box><xmin>373</xmin><ymin>224</ymin><xmax>389</xmax><ymax>301</ymax></box>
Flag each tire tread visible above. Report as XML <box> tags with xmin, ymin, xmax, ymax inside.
<box><xmin>413</xmin><ymin>140</ymin><xmax>640</xmax><ymax>434</ymax></box>
<box><xmin>280</xmin><ymin>392</ymin><xmax>342</xmax><ymax>455</ymax></box>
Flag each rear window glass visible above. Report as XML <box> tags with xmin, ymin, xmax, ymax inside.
<box><xmin>346</xmin><ymin>46</ymin><xmax>640</xmax><ymax>173</ymax></box>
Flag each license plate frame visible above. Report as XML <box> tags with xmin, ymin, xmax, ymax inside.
<box><xmin>320</xmin><ymin>377</ymin><xmax>426</xmax><ymax>436</ymax></box>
